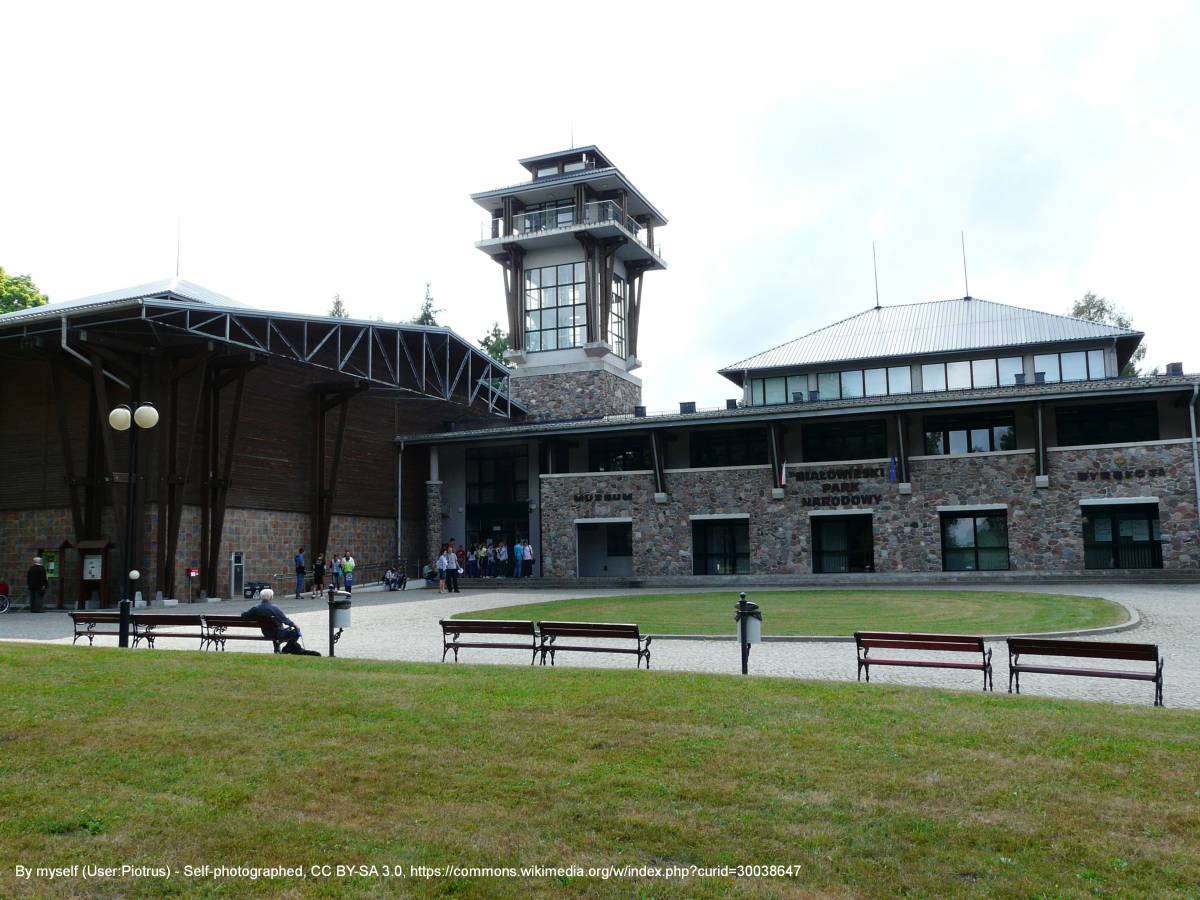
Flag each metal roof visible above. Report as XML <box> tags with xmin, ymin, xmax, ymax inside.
<box><xmin>518</xmin><ymin>145</ymin><xmax>612</xmax><ymax>169</ymax></box>
<box><xmin>720</xmin><ymin>296</ymin><xmax>1144</xmax><ymax>381</ymax></box>
<box><xmin>0</xmin><ymin>277</ymin><xmax>244</xmax><ymax>325</ymax></box>
<box><xmin>470</xmin><ymin>166</ymin><xmax>668</xmax><ymax>227</ymax></box>
<box><xmin>397</xmin><ymin>372</ymin><xmax>1200</xmax><ymax>445</ymax></box>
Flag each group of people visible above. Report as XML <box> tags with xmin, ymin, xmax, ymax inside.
<box><xmin>425</xmin><ymin>537</ymin><xmax>536</xmax><ymax>593</ymax></box>
<box><xmin>0</xmin><ymin>557</ymin><xmax>49</xmax><ymax>613</ymax></box>
<box><xmin>293</xmin><ymin>548</ymin><xmax>356</xmax><ymax>600</ymax></box>
<box><xmin>383</xmin><ymin>567</ymin><xmax>407</xmax><ymax>591</ymax></box>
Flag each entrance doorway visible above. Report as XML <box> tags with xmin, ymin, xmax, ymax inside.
<box><xmin>812</xmin><ymin>515</ymin><xmax>874</xmax><ymax>573</ymax></box>
<box><xmin>577</xmin><ymin>522</ymin><xmax>633</xmax><ymax>577</ymax></box>
<box><xmin>1083</xmin><ymin>503</ymin><xmax>1163</xmax><ymax>569</ymax></box>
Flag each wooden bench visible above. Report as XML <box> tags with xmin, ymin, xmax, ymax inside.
<box><xmin>440</xmin><ymin>619</ymin><xmax>539</xmax><ymax>664</ymax></box>
<box><xmin>201</xmin><ymin>615</ymin><xmax>284</xmax><ymax>653</ymax></box>
<box><xmin>70</xmin><ymin>611</ymin><xmax>123</xmax><ymax>646</ymax></box>
<box><xmin>1007</xmin><ymin>638</ymin><xmax>1163</xmax><ymax>706</ymax></box>
<box><xmin>538</xmin><ymin>621</ymin><xmax>652</xmax><ymax>669</ymax></box>
<box><xmin>130</xmin><ymin>613</ymin><xmax>205</xmax><ymax>649</ymax></box>
<box><xmin>855</xmin><ymin>631</ymin><xmax>993</xmax><ymax>691</ymax></box>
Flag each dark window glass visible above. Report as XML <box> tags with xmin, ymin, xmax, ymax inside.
<box><xmin>465</xmin><ymin>446</ymin><xmax>530</xmax><ymax>549</ymax></box>
<box><xmin>812</xmin><ymin>516</ymin><xmax>874</xmax><ymax>573</ymax></box>
<box><xmin>1084</xmin><ymin>504</ymin><xmax>1162</xmax><ymax>569</ymax></box>
<box><xmin>692</xmin><ymin>519</ymin><xmax>750</xmax><ymax>575</ymax></box>
<box><xmin>923</xmin><ymin>412</ymin><xmax>1017</xmax><ymax>455</ymax></box>
<box><xmin>607</xmin><ymin>523</ymin><xmax>633</xmax><ymax>557</ymax></box>
<box><xmin>689</xmin><ymin>428</ymin><xmax>769</xmax><ymax>468</ymax></box>
<box><xmin>589</xmin><ymin>437</ymin><xmax>653</xmax><ymax>472</ymax></box>
<box><xmin>802</xmin><ymin>419</ymin><xmax>887</xmax><ymax>462</ymax></box>
<box><xmin>1055</xmin><ymin>402</ymin><xmax>1159</xmax><ymax>447</ymax></box>
<box><xmin>941</xmin><ymin>513</ymin><xmax>1010</xmax><ymax>571</ymax></box>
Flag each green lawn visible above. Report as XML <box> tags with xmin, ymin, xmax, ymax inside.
<box><xmin>454</xmin><ymin>590</ymin><xmax>1127</xmax><ymax>636</ymax></box>
<box><xmin>2</xmin><ymin>644</ymin><xmax>1197</xmax><ymax>898</ymax></box>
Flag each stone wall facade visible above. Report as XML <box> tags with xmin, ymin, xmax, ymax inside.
<box><xmin>510</xmin><ymin>369</ymin><xmax>641</xmax><ymax>420</ymax></box>
<box><xmin>536</xmin><ymin>442</ymin><xmax>1200</xmax><ymax>576</ymax></box>
<box><xmin>425</xmin><ymin>481</ymin><xmax>443</xmax><ymax>566</ymax></box>
<box><xmin>0</xmin><ymin>505</ymin><xmax>397</xmax><ymax>606</ymax></box>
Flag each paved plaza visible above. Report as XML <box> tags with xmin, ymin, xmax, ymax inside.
<box><xmin>3</xmin><ymin>582</ymin><xmax>1197</xmax><ymax>708</ymax></box>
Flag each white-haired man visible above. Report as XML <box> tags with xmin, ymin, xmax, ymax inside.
<box><xmin>241</xmin><ymin>588</ymin><xmax>320</xmax><ymax>656</ymax></box>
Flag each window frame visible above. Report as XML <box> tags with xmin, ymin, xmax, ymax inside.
<box><xmin>940</xmin><ymin>512</ymin><xmax>1010</xmax><ymax>571</ymax></box>
<box><xmin>923</xmin><ymin>412</ymin><xmax>1017</xmax><ymax>455</ymax></box>
<box><xmin>689</xmin><ymin>428</ymin><xmax>769</xmax><ymax>468</ymax></box>
<box><xmin>691</xmin><ymin>518</ymin><xmax>751</xmax><ymax>575</ymax></box>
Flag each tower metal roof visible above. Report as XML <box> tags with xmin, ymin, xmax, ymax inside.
<box><xmin>720</xmin><ymin>296</ymin><xmax>1144</xmax><ymax>383</ymax></box>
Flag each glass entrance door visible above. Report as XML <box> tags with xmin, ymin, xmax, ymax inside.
<box><xmin>812</xmin><ymin>516</ymin><xmax>874</xmax><ymax>574</ymax></box>
<box><xmin>1083</xmin><ymin>504</ymin><xmax>1163</xmax><ymax>569</ymax></box>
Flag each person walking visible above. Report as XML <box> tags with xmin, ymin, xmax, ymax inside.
<box><xmin>444</xmin><ymin>543</ymin><xmax>461</xmax><ymax>594</ymax></box>
<box><xmin>331</xmin><ymin>555</ymin><xmax>343</xmax><ymax>590</ymax></box>
<box><xmin>513</xmin><ymin>538</ymin><xmax>524</xmax><ymax>578</ymax></box>
<box><xmin>313</xmin><ymin>554</ymin><xmax>326</xmax><ymax>596</ymax></box>
<box><xmin>476</xmin><ymin>543</ymin><xmax>487</xmax><ymax>578</ymax></box>
<box><xmin>436</xmin><ymin>543</ymin><xmax>448</xmax><ymax>593</ymax></box>
<box><xmin>523</xmin><ymin>539</ymin><xmax>535</xmax><ymax>577</ymax></box>
<box><xmin>342</xmin><ymin>552</ymin><xmax>355</xmax><ymax>594</ymax></box>
<box><xmin>293</xmin><ymin>548</ymin><xmax>305</xmax><ymax>600</ymax></box>
<box><xmin>497</xmin><ymin>541</ymin><xmax>509</xmax><ymax>579</ymax></box>
<box><xmin>26</xmin><ymin>556</ymin><xmax>48</xmax><ymax>613</ymax></box>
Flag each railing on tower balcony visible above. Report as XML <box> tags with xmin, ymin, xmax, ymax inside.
<box><xmin>483</xmin><ymin>200</ymin><xmax>664</xmax><ymax>260</ymax></box>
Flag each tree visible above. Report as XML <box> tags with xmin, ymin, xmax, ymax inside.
<box><xmin>478</xmin><ymin>322</ymin><xmax>512</xmax><ymax>367</ymax></box>
<box><xmin>412</xmin><ymin>283</ymin><xmax>442</xmax><ymax>326</ymax></box>
<box><xmin>1070</xmin><ymin>291</ymin><xmax>1147</xmax><ymax>376</ymax></box>
<box><xmin>0</xmin><ymin>266</ymin><xmax>49</xmax><ymax>314</ymax></box>
<box><xmin>329</xmin><ymin>294</ymin><xmax>348</xmax><ymax>318</ymax></box>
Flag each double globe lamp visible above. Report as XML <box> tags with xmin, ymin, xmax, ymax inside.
<box><xmin>108</xmin><ymin>401</ymin><xmax>159</xmax><ymax>647</ymax></box>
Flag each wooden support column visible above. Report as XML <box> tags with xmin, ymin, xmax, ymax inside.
<box><xmin>650</xmin><ymin>430</ymin><xmax>668</xmax><ymax>496</ymax></box>
<box><xmin>625</xmin><ymin>263</ymin><xmax>649</xmax><ymax>359</ymax></box>
<box><xmin>768</xmin><ymin>422</ymin><xmax>785</xmax><ymax>489</ymax></box>
<box><xmin>310</xmin><ymin>384</ymin><xmax>366</xmax><ymax>562</ymax></box>
<box><xmin>575</xmin><ymin>233</ymin><xmax>599</xmax><ymax>343</ymax></box>
<box><xmin>500</xmin><ymin>245</ymin><xmax>526</xmax><ymax>352</ymax></box>
<box><xmin>895</xmin><ymin>413</ymin><xmax>909</xmax><ymax>483</ymax></box>
<box><xmin>1035</xmin><ymin>401</ymin><xmax>1047</xmax><ymax>477</ymax></box>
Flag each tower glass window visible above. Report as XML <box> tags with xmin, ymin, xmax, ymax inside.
<box><xmin>609</xmin><ymin>273</ymin><xmax>626</xmax><ymax>358</ymax></box>
<box><xmin>524</xmin><ymin>262</ymin><xmax>587</xmax><ymax>352</ymax></box>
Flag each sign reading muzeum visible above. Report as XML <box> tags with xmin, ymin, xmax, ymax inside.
<box><xmin>399</xmin><ymin>146</ymin><xmax>1200</xmax><ymax>580</ymax></box>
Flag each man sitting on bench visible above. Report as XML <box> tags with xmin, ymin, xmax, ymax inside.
<box><xmin>241</xmin><ymin>589</ymin><xmax>321</xmax><ymax>656</ymax></box>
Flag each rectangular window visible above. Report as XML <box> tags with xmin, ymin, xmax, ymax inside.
<box><xmin>818</xmin><ymin>372</ymin><xmax>840</xmax><ymax>400</ymax></box>
<box><xmin>1084</xmin><ymin>504</ymin><xmax>1162</xmax><ymax>569</ymax></box>
<box><xmin>1033</xmin><ymin>353</ymin><xmax>1061</xmax><ymax>383</ymax></box>
<box><xmin>971</xmin><ymin>358</ymin><xmax>998</xmax><ymax>388</ymax></box>
<box><xmin>692</xmin><ymin>519</ymin><xmax>750</xmax><ymax>575</ymax></box>
<box><xmin>887</xmin><ymin>366</ymin><xmax>911</xmax><ymax>394</ymax></box>
<box><xmin>946</xmin><ymin>361</ymin><xmax>972</xmax><ymax>391</ymax></box>
<box><xmin>923</xmin><ymin>413</ymin><xmax>1017</xmax><ymax>455</ymax></box>
<box><xmin>811</xmin><ymin>515</ymin><xmax>875</xmax><ymax>574</ymax></box>
<box><xmin>941</xmin><ymin>512</ymin><xmax>1010</xmax><ymax>571</ymax></box>
<box><xmin>921</xmin><ymin>363</ymin><xmax>946</xmax><ymax>392</ymax></box>
<box><xmin>1061</xmin><ymin>351</ymin><xmax>1088</xmax><ymax>382</ymax></box>
<box><xmin>787</xmin><ymin>375</ymin><xmax>806</xmax><ymax>403</ymax></box>
<box><xmin>802</xmin><ymin>419</ymin><xmax>888</xmax><ymax>462</ymax></box>
<box><xmin>864</xmin><ymin>368</ymin><xmax>888</xmax><ymax>397</ymax></box>
<box><xmin>1055</xmin><ymin>402</ymin><xmax>1159</xmax><ymax>447</ymax></box>
<box><xmin>465</xmin><ymin>446</ymin><xmax>530</xmax><ymax>548</ymax></box>
<box><xmin>609</xmin><ymin>273</ymin><xmax>626</xmax><ymax>358</ymax></box>
<box><xmin>524</xmin><ymin>262</ymin><xmax>587</xmax><ymax>352</ymax></box>
<box><xmin>1087</xmin><ymin>349</ymin><xmax>1106</xmax><ymax>380</ymax></box>
<box><xmin>535</xmin><ymin>165</ymin><xmax>558</xmax><ymax>178</ymax></box>
<box><xmin>689</xmin><ymin>428</ymin><xmax>769</xmax><ymax>468</ymax></box>
<box><xmin>589</xmin><ymin>437</ymin><xmax>652</xmax><ymax>472</ymax></box>
<box><xmin>752</xmin><ymin>379</ymin><xmax>765</xmax><ymax>406</ymax></box>
<box><xmin>764</xmin><ymin>376</ymin><xmax>787</xmax><ymax>405</ymax></box>
<box><xmin>563</xmin><ymin>160</ymin><xmax>586</xmax><ymax>173</ymax></box>
<box><xmin>841</xmin><ymin>370</ymin><xmax>864</xmax><ymax>399</ymax></box>
<box><xmin>998</xmin><ymin>356</ymin><xmax>1024</xmax><ymax>385</ymax></box>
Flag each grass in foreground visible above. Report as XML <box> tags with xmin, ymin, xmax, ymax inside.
<box><xmin>455</xmin><ymin>589</ymin><xmax>1127</xmax><ymax>636</ymax></box>
<box><xmin>2</xmin><ymin>643</ymin><xmax>1198</xmax><ymax>899</ymax></box>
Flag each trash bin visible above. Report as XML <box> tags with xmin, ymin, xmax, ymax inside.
<box><xmin>330</xmin><ymin>597</ymin><xmax>351</xmax><ymax>629</ymax></box>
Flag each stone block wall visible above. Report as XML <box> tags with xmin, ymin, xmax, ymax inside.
<box><xmin>510</xmin><ymin>369</ymin><xmax>641</xmax><ymax>420</ymax></box>
<box><xmin>536</xmin><ymin>442</ymin><xmax>1200</xmax><ymax>576</ymax></box>
<box><xmin>425</xmin><ymin>482</ymin><xmax>443</xmax><ymax>566</ymax></box>
<box><xmin>0</xmin><ymin>505</ymin><xmax>397</xmax><ymax>605</ymax></box>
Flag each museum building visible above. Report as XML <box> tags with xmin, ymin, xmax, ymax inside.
<box><xmin>401</xmin><ymin>146</ymin><xmax>1200</xmax><ymax>579</ymax></box>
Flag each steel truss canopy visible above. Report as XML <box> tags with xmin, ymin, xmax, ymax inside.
<box><xmin>0</xmin><ymin>279</ymin><xmax>525</xmax><ymax>418</ymax></box>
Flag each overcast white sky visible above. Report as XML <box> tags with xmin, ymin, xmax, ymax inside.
<box><xmin>3</xmin><ymin>1</ymin><xmax>1198</xmax><ymax>410</ymax></box>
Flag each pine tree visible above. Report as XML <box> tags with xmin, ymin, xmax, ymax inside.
<box><xmin>329</xmin><ymin>294</ymin><xmax>348</xmax><ymax>318</ymax></box>
<box><xmin>412</xmin><ymin>283</ymin><xmax>443</xmax><ymax>326</ymax></box>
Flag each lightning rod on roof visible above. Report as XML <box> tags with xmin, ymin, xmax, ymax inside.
<box><xmin>873</xmin><ymin>242</ymin><xmax>880</xmax><ymax>309</ymax></box>
<box><xmin>961</xmin><ymin>230</ymin><xmax>970</xmax><ymax>299</ymax></box>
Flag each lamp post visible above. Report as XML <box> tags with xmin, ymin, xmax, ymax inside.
<box><xmin>108</xmin><ymin>402</ymin><xmax>159</xmax><ymax>647</ymax></box>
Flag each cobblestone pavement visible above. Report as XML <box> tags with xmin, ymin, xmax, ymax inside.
<box><xmin>3</xmin><ymin>582</ymin><xmax>1197</xmax><ymax>709</ymax></box>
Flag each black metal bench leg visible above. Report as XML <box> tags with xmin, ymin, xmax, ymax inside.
<box><xmin>441</xmin><ymin>645</ymin><xmax>449</xmax><ymax>663</ymax></box>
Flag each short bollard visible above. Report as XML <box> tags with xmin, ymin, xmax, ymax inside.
<box><xmin>118</xmin><ymin>598</ymin><xmax>133</xmax><ymax>649</ymax></box>
<box><xmin>326</xmin><ymin>583</ymin><xmax>351</xmax><ymax>657</ymax></box>
<box><xmin>734</xmin><ymin>592</ymin><xmax>762</xmax><ymax>674</ymax></box>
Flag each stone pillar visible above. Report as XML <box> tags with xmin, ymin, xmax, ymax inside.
<box><xmin>425</xmin><ymin>481</ymin><xmax>443</xmax><ymax>569</ymax></box>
